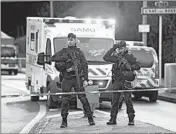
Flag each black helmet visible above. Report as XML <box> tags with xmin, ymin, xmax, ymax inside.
<box><xmin>68</xmin><ymin>33</ymin><xmax>76</xmax><ymax>39</ymax></box>
<box><xmin>118</xmin><ymin>41</ymin><xmax>127</xmax><ymax>48</ymax></box>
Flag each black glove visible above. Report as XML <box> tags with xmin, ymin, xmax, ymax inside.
<box><xmin>55</xmin><ymin>62</ymin><xmax>66</xmax><ymax>72</ymax></box>
<box><xmin>113</xmin><ymin>44</ymin><xmax>119</xmax><ymax>50</ymax></box>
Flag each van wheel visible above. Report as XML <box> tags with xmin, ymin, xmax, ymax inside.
<box><xmin>14</xmin><ymin>70</ymin><xmax>18</xmax><ymax>75</ymax></box>
<box><xmin>9</xmin><ymin>71</ymin><xmax>12</xmax><ymax>75</ymax></box>
<box><xmin>149</xmin><ymin>91</ymin><xmax>158</xmax><ymax>102</ymax></box>
<box><xmin>31</xmin><ymin>96</ymin><xmax>39</xmax><ymax>101</ymax></box>
<box><xmin>133</xmin><ymin>93</ymin><xmax>142</xmax><ymax>100</ymax></box>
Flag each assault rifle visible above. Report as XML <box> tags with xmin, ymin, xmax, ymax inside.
<box><xmin>117</xmin><ymin>53</ymin><xmax>131</xmax><ymax>70</ymax></box>
<box><xmin>69</xmin><ymin>51</ymin><xmax>81</xmax><ymax>89</ymax></box>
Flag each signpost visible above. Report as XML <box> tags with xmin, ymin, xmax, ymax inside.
<box><xmin>142</xmin><ymin>1</ymin><xmax>148</xmax><ymax>46</ymax></box>
<box><xmin>50</xmin><ymin>0</ymin><xmax>54</xmax><ymax>17</ymax></box>
<box><xmin>141</xmin><ymin>1</ymin><xmax>176</xmax><ymax>86</ymax></box>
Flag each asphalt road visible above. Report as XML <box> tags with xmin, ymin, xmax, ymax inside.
<box><xmin>1</xmin><ymin>73</ymin><xmax>40</xmax><ymax>133</ymax></box>
<box><xmin>1</xmin><ymin>73</ymin><xmax>176</xmax><ymax>133</ymax></box>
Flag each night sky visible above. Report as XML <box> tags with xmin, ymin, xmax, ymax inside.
<box><xmin>2</xmin><ymin>1</ymin><xmax>176</xmax><ymax>71</ymax></box>
<box><xmin>2</xmin><ymin>1</ymin><xmax>176</xmax><ymax>42</ymax></box>
<box><xmin>1</xmin><ymin>2</ymin><xmax>48</xmax><ymax>38</ymax></box>
<box><xmin>1</xmin><ymin>1</ymin><xmax>142</xmax><ymax>40</ymax></box>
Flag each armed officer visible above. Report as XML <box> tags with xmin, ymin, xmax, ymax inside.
<box><xmin>51</xmin><ymin>33</ymin><xmax>95</xmax><ymax>128</ymax></box>
<box><xmin>103</xmin><ymin>41</ymin><xmax>140</xmax><ymax>126</ymax></box>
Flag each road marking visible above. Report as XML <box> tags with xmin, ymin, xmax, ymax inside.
<box><xmin>46</xmin><ymin>110</ymin><xmax>111</xmax><ymax>119</ymax></box>
<box><xmin>95</xmin><ymin>110</ymin><xmax>110</xmax><ymax>116</ymax></box>
<box><xmin>19</xmin><ymin>101</ymin><xmax>47</xmax><ymax>134</ymax></box>
<box><xmin>2</xmin><ymin>82</ymin><xmax>29</xmax><ymax>94</ymax></box>
<box><xmin>46</xmin><ymin>111</ymin><xmax>83</xmax><ymax>119</ymax></box>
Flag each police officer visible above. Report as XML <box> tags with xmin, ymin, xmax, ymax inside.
<box><xmin>103</xmin><ymin>41</ymin><xmax>140</xmax><ymax>126</ymax></box>
<box><xmin>51</xmin><ymin>33</ymin><xmax>95</xmax><ymax>128</ymax></box>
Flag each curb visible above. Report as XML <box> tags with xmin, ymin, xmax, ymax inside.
<box><xmin>19</xmin><ymin>101</ymin><xmax>47</xmax><ymax>134</ymax></box>
<box><xmin>158</xmin><ymin>94</ymin><xmax>176</xmax><ymax>103</ymax></box>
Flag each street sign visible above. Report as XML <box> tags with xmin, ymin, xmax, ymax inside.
<box><xmin>155</xmin><ymin>1</ymin><xmax>168</xmax><ymax>7</ymax></box>
<box><xmin>138</xmin><ymin>24</ymin><xmax>150</xmax><ymax>33</ymax></box>
<box><xmin>141</xmin><ymin>7</ymin><xmax>176</xmax><ymax>15</ymax></box>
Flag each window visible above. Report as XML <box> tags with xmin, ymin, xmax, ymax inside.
<box><xmin>45</xmin><ymin>39</ymin><xmax>52</xmax><ymax>65</ymax></box>
<box><xmin>129</xmin><ymin>48</ymin><xmax>154</xmax><ymax>68</ymax></box>
<box><xmin>53</xmin><ymin>37</ymin><xmax>114</xmax><ymax>61</ymax></box>
<box><xmin>30</xmin><ymin>33</ymin><xmax>35</xmax><ymax>51</ymax></box>
<box><xmin>35</xmin><ymin>31</ymin><xmax>39</xmax><ymax>53</ymax></box>
<box><xmin>45</xmin><ymin>39</ymin><xmax>51</xmax><ymax>55</ymax></box>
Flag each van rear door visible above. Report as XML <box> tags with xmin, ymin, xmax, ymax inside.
<box><xmin>26</xmin><ymin>19</ymin><xmax>44</xmax><ymax>93</ymax></box>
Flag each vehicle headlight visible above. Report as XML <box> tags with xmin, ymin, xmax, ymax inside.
<box><xmin>88</xmin><ymin>80</ymin><xmax>93</xmax><ymax>85</ymax></box>
<box><xmin>97</xmin><ymin>80</ymin><xmax>108</xmax><ymax>88</ymax></box>
<box><xmin>98</xmin><ymin>81</ymin><xmax>104</xmax><ymax>86</ymax></box>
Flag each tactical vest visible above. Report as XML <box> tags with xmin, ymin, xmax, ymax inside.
<box><xmin>63</xmin><ymin>47</ymin><xmax>83</xmax><ymax>77</ymax></box>
<box><xmin>112</xmin><ymin>52</ymin><xmax>136</xmax><ymax>82</ymax></box>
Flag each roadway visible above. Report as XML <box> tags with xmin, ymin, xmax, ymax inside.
<box><xmin>1</xmin><ymin>73</ymin><xmax>176</xmax><ymax>133</ymax></box>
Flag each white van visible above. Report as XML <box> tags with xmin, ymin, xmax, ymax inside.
<box><xmin>1</xmin><ymin>45</ymin><xmax>18</xmax><ymax>75</ymax></box>
<box><xmin>25</xmin><ymin>17</ymin><xmax>116</xmax><ymax>102</ymax></box>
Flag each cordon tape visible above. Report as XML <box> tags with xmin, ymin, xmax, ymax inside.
<box><xmin>1</xmin><ymin>87</ymin><xmax>176</xmax><ymax>98</ymax></box>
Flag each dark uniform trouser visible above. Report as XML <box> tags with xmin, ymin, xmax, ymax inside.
<box><xmin>111</xmin><ymin>80</ymin><xmax>135</xmax><ymax>118</ymax></box>
<box><xmin>61</xmin><ymin>77</ymin><xmax>92</xmax><ymax>117</ymax></box>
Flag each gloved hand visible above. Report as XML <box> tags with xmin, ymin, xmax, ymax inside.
<box><xmin>83</xmin><ymin>80</ymin><xmax>88</xmax><ymax>87</ymax></box>
<box><xmin>113</xmin><ymin>44</ymin><xmax>119</xmax><ymax>50</ymax></box>
<box><xmin>66</xmin><ymin>65</ymin><xmax>74</xmax><ymax>72</ymax></box>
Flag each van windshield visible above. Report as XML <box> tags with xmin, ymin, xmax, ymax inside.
<box><xmin>1</xmin><ymin>47</ymin><xmax>16</xmax><ymax>57</ymax></box>
<box><xmin>129</xmin><ymin>48</ymin><xmax>155</xmax><ymax>68</ymax></box>
<box><xmin>54</xmin><ymin>37</ymin><xmax>114</xmax><ymax>61</ymax></box>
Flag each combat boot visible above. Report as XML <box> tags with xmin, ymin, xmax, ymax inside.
<box><xmin>107</xmin><ymin>116</ymin><xmax>117</xmax><ymax>125</ymax></box>
<box><xmin>83</xmin><ymin>114</ymin><xmax>88</xmax><ymax>118</ymax></box>
<box><xmin>87</xmin><ymin>114</ymin><xmax>95</xmax><ymax>125</ymax></box>
<box><xmin>83</xmin><ymin>111</ymin><xmax>95</xmax><ymax>118</ymax></box>
<box><xmin>60</xmin><ymin>114</ymin><xmax>68</xmax><ymax>128</ymax></box>
<box><xmin>128</xmin><ymin>114</ymin><xmax>135</xmax><ymax>126</ymax></box>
